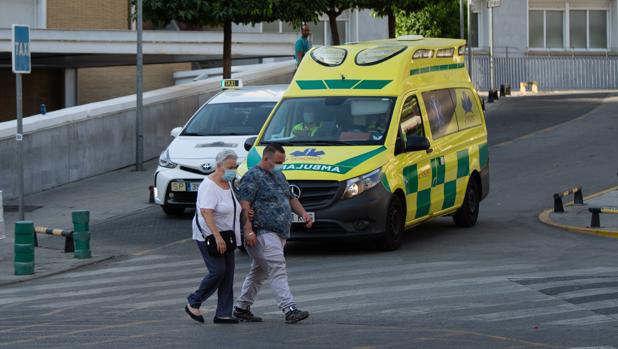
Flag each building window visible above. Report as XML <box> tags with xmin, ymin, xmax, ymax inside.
<box><xmin>529</xmin><ymin>10</ymin><xmax>564</xmax><ymax>49</ymax></box>
<box><xmin>546</xmin><ymin>11</ymin><xmax>564</xmax><ymax>48</ymax></box>
<box><xmin>570</xmin><ymin>10</ymin><xmax>607</xmax><ymax>49</ymax></box>
<box><xmin>589</xmin><ymin>10</ymin><xmax>608</xmax><ymax>49</ymax></box>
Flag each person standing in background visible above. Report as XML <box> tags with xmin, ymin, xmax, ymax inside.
<box><xmin>295</xmin><ymin>24</ymin><xmax>312</xmax><ymax>66</ymax></box>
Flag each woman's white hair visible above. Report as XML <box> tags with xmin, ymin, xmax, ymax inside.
<box><xmin>215</xmin><ymin>149</ymin><xmax>238</xmax><ymax>167</ymax></box>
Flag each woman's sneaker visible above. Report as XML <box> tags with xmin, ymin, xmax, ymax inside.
<box><xmin>285</xmin><ymin>306</ymin><xmax>309</xmax><ymax>324</ymax></box>
<box><xmin>233</xmin><ymin>306</ymin><xmax>263</xmax><ymax>322</ymax></box>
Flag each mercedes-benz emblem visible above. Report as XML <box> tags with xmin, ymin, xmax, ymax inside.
<box><xmin>289</xmin><ymin>184</ymin><xmax>302</xmax><ymax>199</ymax></box>
<box><xmin>201</xmin><ymin>163</ymin><xmax>212</xmax><ymax>172</ymax></box>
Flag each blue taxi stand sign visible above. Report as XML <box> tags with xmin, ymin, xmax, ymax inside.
<box><xmin>12</xmin><ymin>25</ymin><xmax>31</xmax><ymax>74</ymax></box>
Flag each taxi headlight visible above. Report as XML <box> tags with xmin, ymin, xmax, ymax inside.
<box><xmin>158</xmin><ymin>149</ymin><xmax>177</xmax><ymax>169</ymax></box>
<box><xmin>343</xmin><ymin>168</ymin><xmax>382</xmax><ymax>199</ymax></box>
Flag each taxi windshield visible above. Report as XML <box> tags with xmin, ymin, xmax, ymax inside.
<box><xmin>182</xmin><ymin>102</ymin><xmax>276</xmax><ymax>136</ymax></box>
<box><xmin>260</xmin><ymin>96</ymin><xmax>396</xmax><ymax>146</ymax></box>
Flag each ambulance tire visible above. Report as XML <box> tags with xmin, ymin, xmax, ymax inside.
<box><xmin>379</xmin><ymin>198</ymin><xmax>404</xmax><ymax>251</ymax></box>
<box><xmin>162</xmin><ymin>205</ymin><xmax>185</xmax><ymax>216</ymax></box>
<box><xmin>453</xmin><ymin>179</ymin><xmax>479</xmax><ymax>227</ymax></box>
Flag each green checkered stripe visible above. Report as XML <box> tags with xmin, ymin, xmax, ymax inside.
<box><xmin>410</xmin><ymin>63</ymin><xmax>465</xmax><ymax>76</ymax></box>
<box><xmin>402</xmin><ymin>145</ymin><xmax>482</xmax><ymax>219</ymax></box>
<box><xmin>296</xmin><ymin>79</ymin><xmax>393</xmax><ymax>90</ymax></box>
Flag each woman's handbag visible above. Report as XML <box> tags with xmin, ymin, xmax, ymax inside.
<box><xmin>194</xmin><ymin>188</ymin><xmax>237</xmax><ymax>256</ymax></box>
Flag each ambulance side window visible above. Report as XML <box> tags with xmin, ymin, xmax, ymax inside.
<box><xmin>422</xmin><ymin>89</ymin><xmax>458</xmax><ymax>140</ymax></box>
<box><xmin>399</xmin><ymin>95</ymin><xmax>424</xmax><ymax>144</ymax></box>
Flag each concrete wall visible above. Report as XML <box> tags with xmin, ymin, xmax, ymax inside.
<box><xmin>77</xmin><ymin>63</ymin><xmax>192</xmax><ymax>105</ymax></box>
<box><xmin>357</xmin><ymin>10</ymin><xmax>388</xmax><ymax>41</ymax></box>
<box><xmin>46</xmin><ymin>0</ymin><xmax>129</xmax><ymax>30</ymax></box>
<box><xmin>0</xmin><ymin>61</ymin><xmax>295</xmax><ymax>200</ymax></box>
<box><xmin>491</xmin><ymin>0</ymin><xmax>528</xmax><ymax>56</ymax></box>
<box><xmin>0</xmin><ymin>0</ymin><xmax>38</xmax><ymax>28</ymax></box>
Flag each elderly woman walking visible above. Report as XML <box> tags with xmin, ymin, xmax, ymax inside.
<box><xmin>185</xmin><ymin>149</ymin><xmax>242</xmax><ymax>324</ymax></box>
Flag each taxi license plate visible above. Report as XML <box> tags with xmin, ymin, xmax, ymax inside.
<box><xmin>292</xmin><ymin>212</ymin><xmax>315</xmax><ymax>223</ymax></box>
<box><xmin>171</xmin><ymin>182</ymin><xmax>200</xmax><ymax>192</ymax></box>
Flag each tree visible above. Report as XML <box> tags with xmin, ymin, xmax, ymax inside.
<box><xmin>395</xmin><ymin>0</ymin><xmax>461</xmax><ymax>39</ymax></box>
<box><xmin>136</xmin><ymin>0</ymin><xmax>279</xmax><ymax>78</ymax></box>
<box><xmin>367</xmin><ymin>0</ymin><xmax>424</xmax><ymax>39</ymax></box>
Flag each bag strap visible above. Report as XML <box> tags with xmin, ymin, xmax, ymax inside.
<box><xmin>230</xmin><ymin>188</ymin><xmax>237</xmax><ymax>233</ymax></box>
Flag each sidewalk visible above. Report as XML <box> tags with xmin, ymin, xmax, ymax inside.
<box><xmin>540</xmin><ymin>186</ymin><xmax>618</xmax><ymax>238</ymax></box>
<box><xmin>0</xmin><ymin>160</ymin><xmax>157</xmax><ymax>286</ymax></box>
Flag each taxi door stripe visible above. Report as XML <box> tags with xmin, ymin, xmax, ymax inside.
<box><xmin>457</xmin><ymin>149</ymin><xmax>470</xmax><ymax>178</ymax></box>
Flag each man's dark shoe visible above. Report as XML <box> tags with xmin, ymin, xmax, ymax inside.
<box><xmin>285</xmin><ymin>306</ymin><xmax>309</xmax><ymax>324</ymax></box>
<box><xmin>233</xmin><ymin>306</ymin><xmax>263</xmax><ymax>322</ymax></box>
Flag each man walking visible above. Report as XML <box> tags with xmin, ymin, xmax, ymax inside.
<box><xmin>233</xmin><ymin>143</ymin><xmax>313</xmax><ymax>324</ymax></box>
<box><xmin>295</xmin><ymin>24</ymin><xmax>311</xmax><ymax>66</ymax></box>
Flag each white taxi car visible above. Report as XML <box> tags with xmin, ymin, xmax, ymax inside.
<box><xmin>154</xmin><ymin>81</ymin><xmax>287</xmax><ymax>215</ymax></box>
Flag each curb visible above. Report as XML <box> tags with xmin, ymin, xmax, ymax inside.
<box><xmin>0</xmin><ymin>255</ymin><xmax>117</xmax><ymax>287</ymax></box>
<box><xmin>538</xmin><ymin>185</ymin><xmax>618</xmax><ymax>239</ymax></box>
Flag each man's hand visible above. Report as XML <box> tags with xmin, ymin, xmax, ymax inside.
<box><xmin>302</xmin><ymin>212</ymin><xmax>313</xmax><ymax>229</ymax></box>
<box><xmin>243</xmin><ymin>225</ymin><xmax>257</xmax><ymax>248</ymax></box>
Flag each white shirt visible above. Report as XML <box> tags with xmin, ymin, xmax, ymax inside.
<box><xmin>192</xmin><ymin>177</ymin><xmax>241</xmax><ymax>246</ymax></box>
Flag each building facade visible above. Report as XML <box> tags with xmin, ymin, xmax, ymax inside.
<box><xmin>470</xmin><ymin>0</ymin><xmax>618</xmax><ymax>57</ymax></box>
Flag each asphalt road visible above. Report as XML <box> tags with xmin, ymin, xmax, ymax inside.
<box><xmin>1</xmin><ymin>92</ymin><xmax>617</xmax><ymax>349</ymax></box>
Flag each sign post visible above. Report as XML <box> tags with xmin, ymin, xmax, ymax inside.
<box><xmin>12</xmin><ymin>25</ymin><xmax>31</xmax><ymax>221</ymax></box>
<box><xmin>487</xmin><ymin>0</ymin><xmax>501</xmax><ymax>92</ymax></box>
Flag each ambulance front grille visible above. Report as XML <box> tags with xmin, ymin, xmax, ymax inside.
<box><xmin>288</xmin><ymin>180</ymin><xmax>342</xmax><ymax>210</ymax></box>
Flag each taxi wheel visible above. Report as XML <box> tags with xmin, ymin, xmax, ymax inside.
<box><xmin>162</xmin><ymin>205</ymin><xmax>185</xmax><ymax>216</ymax></box>
<box><xmin>379</xmin><ymin>198</ymin><xmax>404</xmax><ymax>251</ymax></box>
<box><xmin>453</xmin><ymin>179</ymin><xmax>479</xmax><ymax>227</ymax></box>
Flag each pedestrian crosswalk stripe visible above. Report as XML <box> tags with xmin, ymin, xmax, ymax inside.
<box><xmin>545</xmin><ymin>314</ymin><xmax>616</xmax><ymax>326</ymax></box>
<box><xmin>460</xmin><ymin>303</ymin><xmax>584</xmax><ymax>322</ymax></box>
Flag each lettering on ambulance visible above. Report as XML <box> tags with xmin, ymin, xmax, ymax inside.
<box><xmin>282</xmin><ymin>163</ymin><xmax>342</xmax><ymax>173</ymax></box>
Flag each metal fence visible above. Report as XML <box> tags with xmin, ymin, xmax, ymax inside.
<box><xmin>467</xmin><ymin>56</ymin><xmax>618</xmax><ymax>91</ymax></box>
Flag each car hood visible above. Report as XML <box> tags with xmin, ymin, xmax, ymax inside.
<box><xmin>167</xmin><ymin>135</ymin><xmax>251</xmax><ymax>160</ymax></box>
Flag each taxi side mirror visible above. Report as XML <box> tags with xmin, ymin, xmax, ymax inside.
<box><xmin>405</xmin><ymin>135</ymin><xmax>430</xmax><ymax>152</ymax></box>
<box><xmin>170</xmin><ymin>127</ymin><xmax>182</xmax><ymax>138</ymax></box>
<box><xmin>244</xmin><ymin>136</ymin><xmax>257</xmax><ymax>151</ymax></box>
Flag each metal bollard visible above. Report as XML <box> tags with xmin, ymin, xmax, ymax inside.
<box><xmin>553</xmin><ymin>193</ymin><xmax>565</xmax><ymax>213</ymax></box>
<box><xmin>0</xmin><ymin>190</ymin><xmax>5</xmax><ymax>240</ymax></box>
<box><xmin>574</xmin><ymin>189</ymin><xmax>584</xmax><ymax>205</ymax></box>
<box><xmin>72</xmin><ymin>210</ymin><xmax>91</xmax><ymax>259</ymax></box>
<box><xmin>500</xmin><ymin>84</ymin><xmax>506</xmax><ymax>97</ymax></box>
<box><xmin>589</xmin><ymin>208</ymin><xmax>601</xmax><ymax>228</ymax></box>
<box><xmin>14</xmin><ymin>221</ymin><xmax>35</xmax><ymax>275</ymax></box>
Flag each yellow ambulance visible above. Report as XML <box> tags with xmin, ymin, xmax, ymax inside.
<box><xmin>240</xmin><ymin>35</ymin><xmax>489</xmax><ymax>250</ymax></box>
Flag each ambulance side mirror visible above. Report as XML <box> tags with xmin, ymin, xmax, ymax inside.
<box><xmin>244</xmin><ymin>136</ymin><xmax>257</xmax><ymax>151</ymax></box>
<box><xmin>405</xmin><ymin>135</ymin><xmax>430</xmax><ymax>152</ymax></box>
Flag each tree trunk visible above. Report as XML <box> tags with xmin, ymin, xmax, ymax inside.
<box><xmin>327</xmin><ymin>11</ymin><xmax>340</xmax><ymax>45</ymax></box>
<box><xmin>388</xmin><ymin>8</ymin><xmax>396</xmax><ymax>38</ymax></box>
<box><xmin>223</xmin><ymin>19</ymin><xmax>232</xmax><ymax>79</ymax></box>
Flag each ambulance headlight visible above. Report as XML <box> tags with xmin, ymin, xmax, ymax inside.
<box><xmin>343</xmin><ymin>168</ymin><xmax>382</xmax><ymax>199</ymax></box>
<box><xmin>158</xmin><ymin>149</ymin><xmax>177</xmax><ymax>169</ymax></box>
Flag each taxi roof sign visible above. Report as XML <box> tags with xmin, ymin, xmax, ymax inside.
<box><xmin>221</xmin><ymin>79</ymin><xmax>243</xmax><ymax>89</ymax></box>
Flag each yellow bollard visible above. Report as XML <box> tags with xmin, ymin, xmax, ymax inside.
<box><xmin>531</xmin><ymin>81</ymin><xmax>539</xmax><ymax>93</ymax></box>
<box><xmin>519</xmin><ymin>82</ymin><xmax>527</xmax><ymax>95</ymax></box>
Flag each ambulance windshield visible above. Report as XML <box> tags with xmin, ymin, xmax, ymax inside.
<box><xmin>261</xmin><ymin>97</ymin><xmax>396</xmax><ymax>146</ymax></box>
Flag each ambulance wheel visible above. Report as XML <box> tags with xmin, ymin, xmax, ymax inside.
<box><xmin>453</xmin><ymin>179</ymin><xmax>479</xmax><ymax>227</ymax></box>
<box><xmin>379</xmin><ymin>198</ymin><xmax>404</xmax><ymax>251</ymax></box>
<box><xmin>162</xmin><ymin>204</ymin><xmax>185</xmax><ymax>216</ymax></box>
